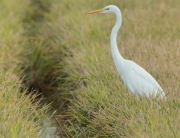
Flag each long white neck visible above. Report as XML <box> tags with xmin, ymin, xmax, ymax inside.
<box><xmin>110</xmin><ymin>9</ymin><xmax>124</xmax><ymax>74</ymax></box>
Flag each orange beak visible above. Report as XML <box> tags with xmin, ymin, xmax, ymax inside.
<box><xmin>86</xmin><ymin>8</ymin><xmax>104</xmax><ymax>14</ymax></box>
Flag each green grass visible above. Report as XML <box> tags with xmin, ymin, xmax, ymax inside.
<box><xmin>22</xmin><ymin>0</ymin><xmax>71</xmax><ymax>110</ymax></box>
<box><xmin>37</xmin><ymin>0</ymin><xmax>180</xmax><ymax>137</ymax></box>
<box><xmin>2</xmin><ymin>0</ymin><xmax>180</xmax><ymax>137</ymax></box>
<box><xmin>0</xmin><ymin>0</ymin><xmax>48</xmax><ymax>137</ymax></box>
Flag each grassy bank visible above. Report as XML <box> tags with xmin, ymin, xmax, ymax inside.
<box><xmin>1</xmin><ymin>0</ymin><xmax>180</xmax><ymax>137</ymax></box>
<box><xmin>0</xmin><ymin>0</ymin><xmax>47</xmax><ymax>137</ymax></box>
<box><xmin>39</xmin><ymin>0</ymin><xmax>180</xmax><ymax>137</ymax></box>
<box><xmin>22</xmin><ymin>0</ymin><xmax>71</xmax><ymax>110</ymax></box>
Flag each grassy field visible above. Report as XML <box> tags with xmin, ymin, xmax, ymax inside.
<box><xmin>42</xmin><ymin>0</ymin><xmax>180</xmax><ymax>137</ymax></box>
<box><xmin>0</xmin><ymin>0</ymin><xmax>48</xmax><ymax>138</ymax></box>
<box><xmin>1</xmin><ymin>0</ymin><xmax>180</xmax><ymax>137</ymax></box>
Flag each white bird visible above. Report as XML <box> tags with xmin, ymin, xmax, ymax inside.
<box><xmin>86</xmin><ymin>5</ymin><xmax>165</xmax><ymax>98</ymax></box>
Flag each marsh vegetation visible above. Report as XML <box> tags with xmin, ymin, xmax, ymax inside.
<box><xmin>1</xmin><ymin>0</ymin><xmax>180</xmax><ymax>137</ymax></box>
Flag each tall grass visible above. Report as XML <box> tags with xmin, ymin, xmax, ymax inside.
<box><xmin>22</xmin><ymin>0</ymin><xmax>72</xmax><ymax>110</ymax></box>
<box><xmin>38</xmin><ymin>0</ymin><xmax>180</xmax><ymax>137</ymax></box>
<box><xmin>0</xmin><ymin>0</ymin><xmax>47</xmax><ymax>137</ymax></box>
<box><xmin>3</xmin><ymin>0</ymin><xmax>179</xmax><ymax>137</ymax></box>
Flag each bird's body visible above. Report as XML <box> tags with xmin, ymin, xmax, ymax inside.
<box><xmin>119</xmin><ymin>60</ymin><xmax>165</xmax><ymax>98</ymax></box>
<box><xmin>86</xmin><ymin>5</ymin><xmax>165</xmax><ymax>98</ymax></box>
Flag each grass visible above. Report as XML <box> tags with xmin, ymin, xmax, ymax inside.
<box><xmin>37</xmin><ymin>0</ymin><xmax>180</xmax><ymax>137</ymax></box>
<box><xmin>1</xmin><ymin>0</ymin><xmax>180</xmax><ymax>137</ymax></box>
<box><xmin>0</xmin><ymin>0</ymin><xmax>48</xmax><ymax>137</ymax></box>
<box><xmin>22</xmin><ymin>0</ymin><xmax>72</xmax><ymax>110</ymax></box>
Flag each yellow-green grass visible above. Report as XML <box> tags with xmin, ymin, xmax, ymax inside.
<box><xmin>21</xmin><ymin>0</ymin><xmax>71</xmax><ymax>110</ymax></box>
<box><xmin>37</xmin><ymin>0</ymin><xmax>180</xmax><ymax>137</ymax></box>
<box><xmin>0</xmin><ymin>0</ymin><xmax>47</xmax><ymax>137</ymax></box>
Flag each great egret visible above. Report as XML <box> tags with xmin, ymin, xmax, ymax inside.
<box><xmin>86</xmin><ymin>5</ymin><xmax>165</xmax><ymax>98</ymax></box>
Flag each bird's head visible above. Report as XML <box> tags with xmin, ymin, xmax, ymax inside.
<box><xmin>86</xmin><ymin>5</ymin><xmax>119</xmax><ymax>14</ymax></box>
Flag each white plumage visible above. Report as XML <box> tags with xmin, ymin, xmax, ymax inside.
<box><xmin>86</xmin><ymin>5</ymin><xmax>165</xmax><ymax>98</ymax></box>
